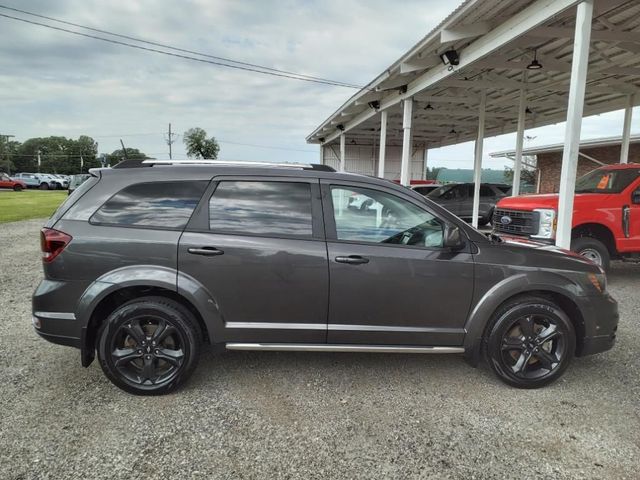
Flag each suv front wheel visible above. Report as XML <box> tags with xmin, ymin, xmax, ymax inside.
<box><xmin>485</xmin><ymin>295</ymin><xmax>575</xmax><ymax>389</ymax></box>
<box><xmin>97</xmin><ymin>296</ymin><xmax>202</xmax><ymax>395</ymax></box>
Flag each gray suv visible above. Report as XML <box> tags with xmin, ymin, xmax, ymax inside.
<box><xmin>428</xmin><ymin>183</ymin><xmax>506</xmax><ymax>226</ymax></box>
<box><xmin>33</xmin><ymin>160</ymin><xmax>618</xmax><ymax>395</ymax></box>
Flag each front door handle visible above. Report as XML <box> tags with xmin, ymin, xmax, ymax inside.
<box><xmin>335</xmin><ymin>255</ymin><xmax>369</xmax><ymax>265</ymax></box>
<box><xmin>188</xmin><ymin>247</ymin><xmax>224</xmax><ymax>256</ymax></box>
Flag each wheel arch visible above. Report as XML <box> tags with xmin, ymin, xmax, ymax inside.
<box><xmin>76</xmin><ymin>266</ymin><xmax>221</xmax><ymax>367</ymax></box>
<box><xmin>463</xmin><ymin>273</ymin><xmax>587</xmax><ymax>366</ymax></box>
<box><xmin>572</xmin><ymin>222</ymin><xmax>617</xmax><ymax>257</ymax></box>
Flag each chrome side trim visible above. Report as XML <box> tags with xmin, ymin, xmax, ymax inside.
<box><xmin>224</xmin><ymin>322</ymin><xmax>463</xmax><ymax>334</ymax></box>
<box><xmin>328</xmin><ymin>324</ymin><xmax>463</xmax><ymax>334</ymax></box>
<box><xmin>33</xmin><ymin>311</ymin><xmax>76</xmax><ymax>320</ymax></box>
<box><xmin>225</xmin><ymin>343</ymin><xmax>464</xmax><ymax>354</ymax></box>
<box><xmin>225</xmin><ymin>322</ymin><xmax>326</xmax><ymax>330</ymax></box>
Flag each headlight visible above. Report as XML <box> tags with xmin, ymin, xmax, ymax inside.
<box><xmin>532</xmin><ymin>208</ymin><xmax>556</xmax><ymax>239</ymax></box>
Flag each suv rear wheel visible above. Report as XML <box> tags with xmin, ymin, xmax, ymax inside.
<box><xmin>97</xmin><ymin>296</ymin><xmax>201</xmax><ymax>395</ymax></box>
<box><xmin>39</xmin><ymin>182</ymin><xmax>49</xmax><ymax>190</ymax></box>
<box><xmin>485</xmin><ymin>295</ymin><xmax>575</xmax><ymax>389</ymax></box>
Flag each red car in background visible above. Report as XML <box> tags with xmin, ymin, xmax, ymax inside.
<box><xmin>0</xmin><ymin>173</ymin><xmax>26</xmax><ymax>191</ymax></box>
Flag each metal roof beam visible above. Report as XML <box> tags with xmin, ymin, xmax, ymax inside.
<box><xmin>316</xmin><ymin>0</ymin><xmax>582</xmax><ymax>145</ymax></box>
<box><xmin>440</xmin><ymin>22</ymin><xmax>492</xmax><ymax>43</ymax></box>
<box><xmin>527</xmin><ymin>26</ymin><xmax>640</xmax><ymax>43</ymax></box>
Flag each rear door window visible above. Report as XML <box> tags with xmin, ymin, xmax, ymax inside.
<box><xmin>208</xmin><ymin>180</ymin><xmax>313</xmax><ymax>238</ymax></box>
<box><xmin>91</xmin><ymin>181</ymin><xmax>208</xmax><ymax>229</ymax></box>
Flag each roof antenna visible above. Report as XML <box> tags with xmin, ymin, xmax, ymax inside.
<box><xmin>120</xmin><ymin>139</ymin><xmax>128</xmax><ymax>159</ymax></box>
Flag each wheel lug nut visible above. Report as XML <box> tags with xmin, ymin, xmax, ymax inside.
<box><xmin>155</xmin><ymin>349</ymin><xmax>159</xmax><ymax>354</ymax></box>
<box><xmin>137</xmin><ymin>350</ymin><xmax>142</xmax><ymax>354</ymax></box>
<box><xmin>145</xmin><ymin>355</ymin><xmax>151</xmax><ymax>360</ymax></box>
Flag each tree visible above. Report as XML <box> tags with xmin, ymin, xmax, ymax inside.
<box><xmin>504</xmin><ymin>159</ymin><xmax>537</xmax><ymax>186</ymax></box>
<box><xmin>183</xmin><ymin>128</ymin><xmax>220</xmax><ymax>159</ymax></box>
<box><xmin>13</xmin><ymin>136</ymin><xmax>100</xmax><ymax>174</ymax></box>
<box><xmin>105</xmin><ymin>147</ymin><xmax>147</xmax><ymax>165</ymax></box>
<box><xmin>426</xmin><ymin>166</ymin><xmax>442</xmax><ymax>181</ymax></box>
<box><xmin>0</xmin><ymin>139</ymin><xmax>20</xmax><ymax>175</ymax></box>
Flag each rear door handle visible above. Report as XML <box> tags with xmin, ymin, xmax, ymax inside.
<box><xmin>335</xmin><ymin>255</ymin><xmax>369</xmax><ymax>265</ymax></box>
<box><xmin>188</xmin><ymin>247</ymin><xmax>224</xmax><ymax>256</ymax></box>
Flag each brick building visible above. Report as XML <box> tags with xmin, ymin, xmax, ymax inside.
<box><xmin>490</xmin><ymin>135</ymin><xmax>640</xmax><ymax>194</ymax></box>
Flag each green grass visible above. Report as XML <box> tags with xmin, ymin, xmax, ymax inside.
<box><xmin>0</xmin><ymin>190</ymin><xmax>68</xmax><ymax>223</ymax></box>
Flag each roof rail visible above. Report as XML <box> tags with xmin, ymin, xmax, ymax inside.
<box><xmin>113</xmin><ymin>158</ymin><xmax>335</xmax><ymax>172</ymax></box>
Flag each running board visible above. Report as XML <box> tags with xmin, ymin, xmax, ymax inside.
<box><xmin>225</xmin><ymin>343</ymin><xmax>464</xmax><ymax>354</ymax></box>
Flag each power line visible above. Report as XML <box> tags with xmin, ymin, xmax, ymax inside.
<box><xmin>0</xmin><ymin>10</ymin><xmax>368</xmax><ymax>90</ymax></box>
<box><xmin>0</xmin><ymin>4</ymin><xmax>362</xmax><ymax>88</ymax></box>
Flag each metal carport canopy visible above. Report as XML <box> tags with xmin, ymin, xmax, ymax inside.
<box><xmin>306</xmin><ymin>0</ymin><xmax>640</xmax><ymax>248</ymax></box>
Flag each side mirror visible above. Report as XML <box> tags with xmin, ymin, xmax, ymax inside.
<box><xmin>633</xmin><ymin>190</ymin><xmax>640</xmax><ymax>205</ymax></box>
<box><xmin>443</xmin><ymin>224</ymin><xmax>465</xmax><ymax>251</ymax></box>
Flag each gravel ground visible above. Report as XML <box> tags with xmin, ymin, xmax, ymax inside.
<box><xmin>1</xmin><ymin>218</ymin><xmax>639</xmax><ymax>479</ymax></box>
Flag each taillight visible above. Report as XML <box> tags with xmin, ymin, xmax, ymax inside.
<box><xmin>40</xmin><ymin>228</ymin><xmax>72</xmax><ymax>263</ymax></box>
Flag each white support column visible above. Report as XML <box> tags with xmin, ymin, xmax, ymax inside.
<box><xmin>471</xmin><ymin>92</ymin><xmax>487</xmax><ymax>229</ymax></box>
<box><xmin>512</xmin><ymin>76</ymin><xmax>527</xmax><ymax>196</ymax></box>
<box><xmin>377</xmin><ymin>110</ymin><xmax>388</xmax><ymax>178</ymax></box>
<box><xmin>339</xmin><ymin>133</ymin><xmax>346</xmax><ymax>172</ymax></box>
<box><xmin>400</xmin><ymin>98</ymin><xmax>413</xmax><ymax>186</ymax></box>
<box><xmin>319</xmin><ymin>144</ymin><xmax>324</xmax><ymax>165</ymax></box>
<box><xmin>620</xmin><ymin>94</ymin><xmax>634</xmax><ymax>164</ymax></box>
<box><xmin>422</xmin><ymin>148</ymin><xmax>429</xmax><ymax>180</ymax></box>
<box><xmin>556</xmin><ymin>0</ymin><xmax>594</xmax><ymax>250</ymax></box>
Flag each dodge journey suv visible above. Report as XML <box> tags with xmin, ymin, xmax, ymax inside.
<box><xmin>33</xmin><ymin>160</ymin><xmax>618</xmax><ymax>395</ymax></box>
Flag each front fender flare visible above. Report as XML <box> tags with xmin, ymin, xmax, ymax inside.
<box><xmin>463</xmin><ymin>271</ymin><xmax>587</xmax><ymax>366</ymax></box>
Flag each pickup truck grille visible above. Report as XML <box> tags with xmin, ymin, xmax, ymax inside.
<box><xmin>493</xmin><ymin>209</ymin><xmax>538</xmax><ymax>235</ymax></box>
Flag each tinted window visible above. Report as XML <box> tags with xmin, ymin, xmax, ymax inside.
<box><xmin>480</xmin><ymin>185</ymin><xmax>495</xmax><ymax>197</ymax></box>
<box><xmin>209</xmin><ymin>181</ymin><xmax>313</xmax><ymax>237</ymax></box>
<box><xmin>331</xmin><ymin>186</ymin><xmax>444</xmax><ymax>248</ymax></box>
<box><xmin>575</xmin><ymin>168</ymin><xmax>640</xmax><ymax>193</ymax></box>
<box><xmin>91</xmin><ymin>181</ymin><xmax>207</xmax><ymax>229</ymax></box>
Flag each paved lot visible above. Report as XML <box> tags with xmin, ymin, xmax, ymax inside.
<box><xmin>1</xmin><ymin>219</ymin><xmax>639</xmax><ymax>479</ymax></box>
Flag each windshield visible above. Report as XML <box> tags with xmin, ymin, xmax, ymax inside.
<box><xmin>427</xmin><ymin>184</ymin><xmax>455</xmax><ymax>198</ymax></box>
<box><xmin>575</xmin><ymin>168</ymin><xmax>640</xmax><ymax>193</ymax></box>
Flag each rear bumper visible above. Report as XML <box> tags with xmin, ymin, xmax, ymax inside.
<box><xmin>577</xmin><ymin>293</ymin><xmax>618</xmax><ymax>356</ymax></box>
<box><xmin>32</xmin><ymin>278</ymin><xmax>85</xmax><ymax>350</ymax></box>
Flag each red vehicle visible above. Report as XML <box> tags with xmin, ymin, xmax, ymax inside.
<box><xmin>494</xmin><ymin>163</ymin><xmax>640</xmax><ymax>270</ymax></box>
<box><xmin>0</xmin><ymin>173</ymin><xmax>26</xmax><ymax>191</ymax></box>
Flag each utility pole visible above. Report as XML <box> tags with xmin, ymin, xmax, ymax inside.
<box><xmin>165</xmin><ymin>123</ymin><xmax>177</xmax><ymax>159</ymax></box>
<box><xmin>37</xmin><ymin>149</ymin><xmax>41</xmax><ymax>173</ymax></box>
<box><xmin>120</xmin><ymin>139</ymin><xmax>128</xmax><ymax>159</ymax></box>
<box><xmin>0</xmin><ymin>134</ymin><xmax>15</xmax><ymax>175</ymax></box>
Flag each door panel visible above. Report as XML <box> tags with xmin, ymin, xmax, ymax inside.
<box><xmin>179</xmin><ymin>232</ymin><xmax>329</xmax><ymax>343</ymax></box>
<box><xmin>179</xmin><ymin>177</ymin><xmax>329</xmax><ymax>343</ymax></box>
<box><xmin>323</xmin><ymin>182</ymin><xmax>474</xmax><ymax>346</ymax></box>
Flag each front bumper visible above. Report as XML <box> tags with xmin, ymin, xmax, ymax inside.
<box><xmin>577</xmin><ymin>292</ymin><xmax>618</xmax><ymax>356</ymax></box>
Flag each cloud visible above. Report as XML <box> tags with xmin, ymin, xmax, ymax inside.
<box><xmin>1</xmin><ymin>0</ymin><xmax>637</xmax><ymax>167</ymax></box>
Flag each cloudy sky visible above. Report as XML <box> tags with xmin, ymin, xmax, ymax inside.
<box><xmin>1</xmin><ymin>0</ymin><xmax>639</xmax><ymax>170</ymax></box>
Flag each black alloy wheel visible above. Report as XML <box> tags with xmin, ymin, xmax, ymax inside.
<box><xmin>486</xmin><ymin>296</ymin><xmax>575</xmax><ymax>388</ymax></box>
<box><xmin>97</xmin><ymin>296</ymin><xmax>201</xmax><ymax>395</ymax></box>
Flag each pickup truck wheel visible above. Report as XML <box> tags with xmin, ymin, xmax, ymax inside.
<box><xmin>13</xmin><ymin>185</ymin><xmax>23</xmax><ymax>192</ymax></box>
<box><xmin>571</xmin><ymin>237</ymin><xmax>610</xmax><ymax>271</ymax></box>
<box><xmin>39</xmin><ymin>182</ymin><xmax>49</xmax><ymax>190</ymax></box>
<box><xmin>97</xmin><ymin>296</ymin><xmax>202</xmax><ymax>395</ymax></box>
<box><xmin>485</xmin><ymin>296</ymin><xmax>575</xmax><ymax>389</ymax></box>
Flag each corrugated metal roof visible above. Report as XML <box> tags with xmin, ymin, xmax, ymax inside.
<box><xmin>308</xmin><ymin>0</ymin><xmax>640</xmax><ymax>152</ymax></box>
<box><xmin>490</xmin><ymin>133</ymin><xmax>640</xmax><ymax>157</ymax></box>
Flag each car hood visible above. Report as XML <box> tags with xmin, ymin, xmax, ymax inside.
<box><xmin>490</xmin><ymin>234</ymin><xmax>600</xmax><ymax>273</ymax></box>
<box><xmin>496</xmin><ymin>192</ymin><xmax>611</xmax><ymax>210</ymax></box>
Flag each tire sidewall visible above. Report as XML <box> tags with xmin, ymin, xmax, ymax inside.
<box><xmin>487</xmin><ymin>300</ymin><xmax>576</xmax><ymax>389</ymax></box>
<box><xmin>571</xmin><ymin>236</ymin><xmax>610</xmax><ymax>270</ymax></box>
<box><xmin>97</xmin><ymin>298</ymin><xmax>200</xmax><ymax>395</ymax></box>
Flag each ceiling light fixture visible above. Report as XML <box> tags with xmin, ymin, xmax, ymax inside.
<box><xmin>424</xmin><ymin>103</ymin><xmax>434</xmax><ymax>110</ymax></box>
<box><xmin>368</xmin><ymin>100</ymin><xmax>380</xmax><ymax>110</ymax></box>
<box><xmin>525</xmin><ymin>107</ymin><xmax>532</xmax><ymax>114</ymax></box>
<box><xmin>527</xmin><ymin>50</ymin><xmax>543</xmax><ymax>70</ymax></box>
<box><xmin>336</xmin><ymin>124</ymin><xmax>345</xmax><ymax>131</ymax></box>
<box><xmin>449</xmin><ymin>128</ymin><xmax>457</xmax><ymax>135</ymax></box>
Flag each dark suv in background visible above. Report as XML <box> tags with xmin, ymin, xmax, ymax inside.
<box><xmin>33</xmin><ymin>160</ymin><xmax>618</xmax><ymax>395</ymax></box>
<box><xmin>427</xmin><ymin>183</ymin><xmax>506</xmax><ymax>226</ymax></box>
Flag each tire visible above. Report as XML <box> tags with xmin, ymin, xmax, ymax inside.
<box><xmin>571</xmin><ymin>236</ymin><xmax>610</xmax><ymax>271</ymax></box>
<box><xmin>478</xmin><ymin>208</ymin><xmax>494</xmax><ymax>227</ymax></box>
<box><xmin>484</xmin><ymin>295</ymin><xmax>576</xmax><ymax>389</ymax></box>
<box><xmin>13</xmin><ymin>185</ymin><xmax>23</xmax><ymax>192</ymax></box>
<box><xmin>96</xmin><ymin>296</ymin><xmax>202</xmax><ymax>395</ymax></box>
<box><xmin>39</xmin><ymin>182</ymin><xmax>49</xmax><ymax>190</ymax></box>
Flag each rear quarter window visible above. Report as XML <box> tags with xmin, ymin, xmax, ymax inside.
<box><xmin>90</xmin><ymin>181</ymin><xmax>208</xmax><ymax>229</ymax></box>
